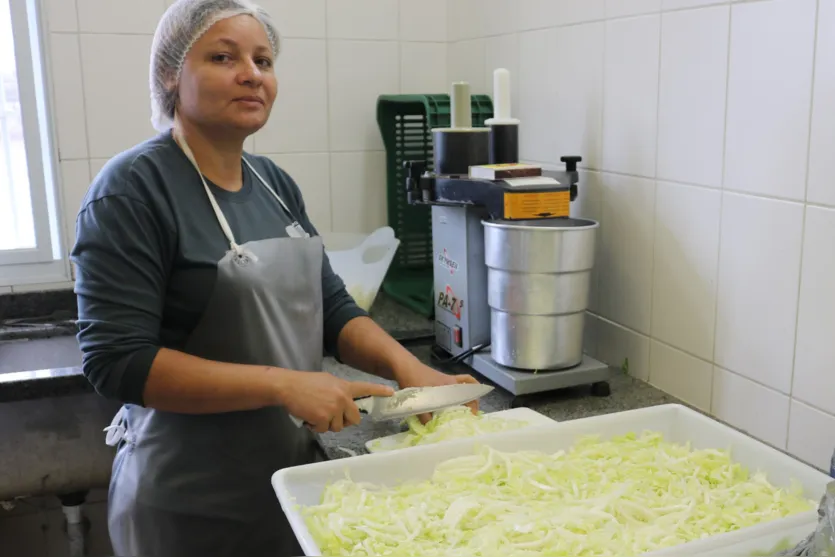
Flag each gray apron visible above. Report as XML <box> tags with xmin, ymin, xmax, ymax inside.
<box><xmin>104</xmin><ymin>130</ymin><xmax>322</xmax><ymax>557</ymax></box>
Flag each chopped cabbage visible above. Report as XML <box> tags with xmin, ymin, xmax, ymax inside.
<box><xmin>302</xmin><ymin>431</ymin><xmax>815</xmax><ymax>557</ymax></box>
<box><xmin>368</xmin><ymin>406</ymin><xmax>530</xmax><ymax>451</ymax></box>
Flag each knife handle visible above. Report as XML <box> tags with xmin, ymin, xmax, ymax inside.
<box><xmin>291</xmin><ymin>399</ymin><xmax>376</xmax><ymax>428</ymax></box>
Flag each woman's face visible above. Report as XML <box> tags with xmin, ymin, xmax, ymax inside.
<box><xmin>176</xmin><ymin>15</ymin><xmax>277</xmax><ymax>136</ymax></box>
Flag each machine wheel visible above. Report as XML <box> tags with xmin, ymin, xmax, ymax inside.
<box><xmin>591</xmin><ymin>381</ymin><xmax>611</xmax><ymax>397</ymax></box>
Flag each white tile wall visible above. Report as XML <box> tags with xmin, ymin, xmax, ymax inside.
<box><xmin>792</xmin><ymin>206</ymin><xmax>835</xmax><ymax>415</ymax></box>
<box><xmin>76</xmin><ymin>0</ymin><xmax>166</xmax><ymax>34</ymax></box>
<box><xmin>598</xmin><ymin>173</ymin><xmax>655</xmax><ymax>334</ymax></box>
<box><xmin>451</xmin><ymin>0</ymin><xmax>835</xmax><ymax>465</ymax></box>
<box><xmin>447</xmin><ymin>0</ymin><xmax>484</xmax><ymax>41</ymax></box>
<box><xmin>649</xmin><ymin>340</ymin><xmax>712</xmax><ymax>411</ymax></box>
<box><xmin>601</xmin><ymin>15</ymin><xmax>660</xmax><ymax>177</ymax></box>
<box><xmin>254</xmin><ymin>38</ymin><xmax>329</xmax><ymax>154</ymax></box>
<box><xmin>79</xmin><ymin>33</ymin><xmax>159</xmax><ymax>158</ymax></box>
<box><xmin>606</xmin><ymin>0</ymin><xmax>662</xmax><ymax>19</ymax></box>
<box><xmin>595</xmin><ymin>316</ymin><xmax>651</xmax><ymax>381</ymax></box>
<box><xmin>265</xmin><ymin>153</ymin><xmax>332</xmax><ymax>232</ymax></box>
<box><xmin>400</xmin><ymin>42</ymin><xmax>448</xmax><ymax>94</ymax></box>
<box><xmin>39</xmin><ymin>0</ymin><xmax>429</xmax><ymax>260</ymax></box>
<box><xmin>400</xmin><ymin>0</ymin><xmax>447</xmax><ymax>42</ymax></box>
<box><xmin>59</xmin><ymin>160</ymin><xmax>93</xmax><ymax>246</ymax></box>
<box><xmin>326</xmin><ymin>0</ymin><xmax>398</xmax><ymax>40</ymax></box>
<box><xmin>330</xmin><ymin>151</ymin><xmax>388</xmax><ymax>233</ymax></box>
<box><xmin>484</xmin><ymin>33</ymin><xmax>519</xmax><ymax>118</ymax></box>
<box><xmin>714</xmin><ymin>193</ymin><xmax>803</xmax><ymax>394</ymax></box>
<box><xmin>788</xmin><ymin>400</ymin><xmax>835</xmax><ymax>472</ymax></box>
<box><xmin>518</xmin><ymin>29</ymin><xmax>557</xmax><ymax>163</ymax></box>
<box><xmin>447</xmin><ymin>38</ymin><xmax>487</xmax><ymax>95</ymax></box>
<box><xmin>259</xmin><ymin>0</ymin><xmax>327</xmax><ymax>38</ymax></box>
<box><xmin>651</xmin><ymin>182</ymin><xmax>720</xmax><ymax>360</ymax></box>
<box><xmin>807</xmin><ymin>0</ymin><xmax>835</xmax><ymax>207</ymax></box>
<box><xmin>723</xmin><ymin>0</ymin><xmax>816</xmax><ymax>200</ymax></box>
<box><xmin>554</xmin><ymin>23</ymin><xmax>605</xmax><ymax>170</ymax></box>
<box><xmin>713</xmin><ymin>366</ymin><xmax>790</xmax><ymax>449</ymax></box>
<box><xmin>327</xmin><ymin>40</ymin><xmax>400</xmax><ymax>152</ymax></box>
<box><xmin>559</xmin><ymin>0</ymin><xmax>606</xmax><ymax>26</ymax></box>
<box><xmin>656</xmin><ymin>6</ymin><xmax>729</xmax><ymax>187</ymax></box>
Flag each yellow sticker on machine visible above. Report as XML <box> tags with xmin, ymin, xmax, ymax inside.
<box><xmin>504</xmin><ymin>191</ymin><xmax>570</xmax><ymax>219</ymax></box>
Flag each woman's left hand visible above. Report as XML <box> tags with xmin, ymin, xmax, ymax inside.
<box><xmin>393</xmin><ymin>362</ymin><xmax>481</xmax><ymax>424</ymax></box>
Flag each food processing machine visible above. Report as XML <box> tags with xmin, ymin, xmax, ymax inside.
<box><xmin>404</xmin><ymin>69</ymin><xmax>612</xmax><ymax>400</ymax></box>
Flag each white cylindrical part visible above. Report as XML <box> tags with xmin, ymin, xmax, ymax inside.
<box><xmin>493</xmin><ymin>68</ymin><xmax>512</xmax><ymax>120</ymax></box>
<box><xmin>451</xmin><ymin>81</ymin><xmax>472</xmax><ymax>128</ymax></box>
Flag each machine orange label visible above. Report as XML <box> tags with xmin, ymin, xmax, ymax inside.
<box><xmin>503</xmin><ymin>191</ymin><xmax>570</xmax><ymax>219</ymax></box>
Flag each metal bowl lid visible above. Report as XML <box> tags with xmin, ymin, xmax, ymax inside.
<box><xmin>482</xmin><ymin>217</ymin><xmax>599</xmax><ymax>230</ymax></box>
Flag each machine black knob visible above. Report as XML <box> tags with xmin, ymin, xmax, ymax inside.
<box><xmin>560</xmin><ymin>156</ymin><xmax>582</xmax><ymax>173</ymax></box>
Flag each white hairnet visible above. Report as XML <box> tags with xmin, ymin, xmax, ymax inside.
<box><xmin>149</xmin><ymin>0</ymin><xmax>280</xmax><ymax>132</ymax></box>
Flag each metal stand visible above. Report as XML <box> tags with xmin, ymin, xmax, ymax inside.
<box><xmin>463</xmin><ymin>347</ymin><xmax>613</xmax><ymax>397</ymax></box>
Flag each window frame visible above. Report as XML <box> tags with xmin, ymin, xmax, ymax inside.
<box><xmin>0</xmin><ymin>0</ymin><xmax>72</xmax><ymax>287</ymax></box>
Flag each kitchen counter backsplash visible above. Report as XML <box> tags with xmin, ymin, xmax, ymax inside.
<box><xmin>0</xmin><ymin>289</ymin><xmax>77</xmax><ymax>320</ymax></box>
<box><xmin>0</xmin><ymin>289</ymin><xmax>432</xmax><ymax>343</ymax></box>
<box><xmin>0</xmin><ymin>289</ymin><xmax>79</xmax><ymax>342</ymax></box>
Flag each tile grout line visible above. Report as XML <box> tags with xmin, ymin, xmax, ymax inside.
<box><xmin>449</xmin><ymin>1</ymin><xmax>773</xmax><ymax>42</ymax></box>
<box><xmin>710</xmin><ymin>1</ymin><xmax>734</xmax><ymax>419</ymax></box>
<box><xmin>786</xmin><ymin>0</ymin><xmax>822</xmax><ymax>448</ymax></box>
<box><xmin>646</xmin><ymin>11</ymin><xmax>664</xmax><ymax>385</ymax></box>
<box><xmin>589</xmin><ymin>309</ymin><xmax>802</xmax><ymax>403</ymax></box>
<box><xmin>323</xmin><ymin>0</ymin><xmax>334</xmax><ymax>232</ymax></box>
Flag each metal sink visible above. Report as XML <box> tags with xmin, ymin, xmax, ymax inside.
<box><xmin>0</xmin><ymin>336</ymin><xmax>118</xmax><ymax>501</ymax></box>
<box><xmin>0</xmin><ymin>336</ymin><xmax>82</xmax><ymax>375</ymax></box>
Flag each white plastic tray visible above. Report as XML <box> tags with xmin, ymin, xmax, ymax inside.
<box><xmin>272</xmin><ymin>403</ymin><xmax>832</xmax><ymax>557</ymax></box>
<box><xmin>691</xmin><ymin>521</ymin><xmax>817</xmax><ymax>556</ymax></box>
<box><xmin>364</xmin><ymin>407</ymin><xmax>557</xmax><ymax>453</ymax></box>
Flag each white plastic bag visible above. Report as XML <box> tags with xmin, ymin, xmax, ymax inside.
<box><xmin>324</xmin><ymin>227</ymin><xmax>400</xmax><ymax>312</ymax></box>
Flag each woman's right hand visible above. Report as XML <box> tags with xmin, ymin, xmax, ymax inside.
<box><xmin>275</xmin><ymin>370</ymin><xmax>394</xmax><ymax>433</ymax></box>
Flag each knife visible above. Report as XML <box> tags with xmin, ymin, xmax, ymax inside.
<box><xmin>354</xmin><ymin>383</ymin><xmax>494</xmax><ymax>422</ymax></box>
<box><xmin>288</xmin><ymin>383</ymin><xmax>494</xmax><ymax>427</ymax></box>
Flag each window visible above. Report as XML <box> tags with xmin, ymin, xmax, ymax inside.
<box><xmin>0</xmin><ymin>0</ymin><xmax>69</xmax><ymax>286</ymax></box>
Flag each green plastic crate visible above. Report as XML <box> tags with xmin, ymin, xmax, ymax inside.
<box><xmin>376</xmin><ymin>94</ymin><xmax>494</xmax><ymax>318</ymax></box>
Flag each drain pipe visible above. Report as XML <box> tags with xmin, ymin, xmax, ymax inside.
<box><xmin>59</xmin><ymin>492</ymin><xmax>89</xmax><ymax>557</ymax></box>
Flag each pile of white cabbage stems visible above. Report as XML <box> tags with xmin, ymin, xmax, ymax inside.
<box><xmin>303</xmin><ymin>431</ymin><xmax>814</xmax><ymax>557</ymax></box>
<box><xmin>368</xmin><ymin>407</ymin><xmax>529</xmax><ymax>451</ymax></box>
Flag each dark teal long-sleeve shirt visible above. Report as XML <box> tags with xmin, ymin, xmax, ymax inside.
<box><xmin>71</xmin><ymin>131</ymin><xmax>366</xmax><ymax>405</ymax></box>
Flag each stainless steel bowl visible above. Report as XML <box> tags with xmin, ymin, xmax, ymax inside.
<box><xmin>483</xmin><ymin>218</ymin><xmax>599</xmax><ymax>370</ymax></box>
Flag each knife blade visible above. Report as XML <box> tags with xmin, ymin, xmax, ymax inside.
<box><xmin>354</xmin><ymin>383</ymin><xmax>494</xmax><ymax>421</ymax></box>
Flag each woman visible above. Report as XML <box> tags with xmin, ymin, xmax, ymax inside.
<box><xmin>70</xmin><ymin>1</ymin><xmax>478</xmax><ymax>555</ymax></box>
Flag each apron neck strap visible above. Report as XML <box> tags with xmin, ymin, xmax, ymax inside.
<box><xmin>172</xmin><ymin>123</ymin><xmax>243</xmax><ymax>256</ymax></box>
<box><xmin>172</xmin><ymin>117</ymin><xmax>298</xmax><ymax>257</ymax></box>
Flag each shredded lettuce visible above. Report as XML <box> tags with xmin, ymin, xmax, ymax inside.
<box><xmin>303</xmin><ymin>431</ymin><xmax>815</xmax><ymax>557</ymax></box>
<box><xmin>368</xmin><ymin>406</ymin><xmax>529</xmax><ymax>451</ymax></box>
